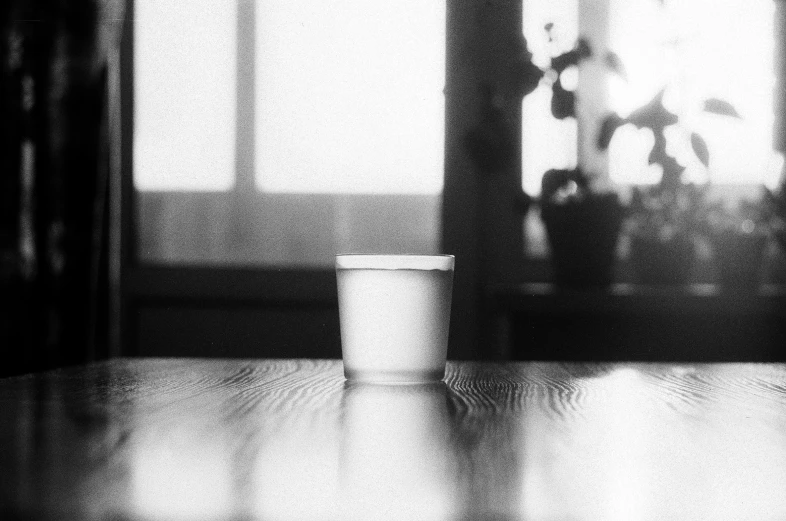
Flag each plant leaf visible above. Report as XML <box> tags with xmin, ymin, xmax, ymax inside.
<box><xmin>604</xmin><ymin>51</ymin><xmax>626</xmax><ymax>79</ymax></box>
<box><xmin>576</xmin><ymin>38</ymin><xmax>592</xmax><ymax>60</ymax></box>
<box><xmin>515</xmin><ymin>59</ymin><xmax>544</xmax><ymax>98</ymax></box>
<box><xmin>550</xmin><ymin>79</ymin><xmax>575</xmax><ymax>120</ymax></box>
<box><xmin>627</xmin><ymin>89</ymin><xmax>678</xmax><ymax>132</ymax></box>
<box><xmin>512</xmin><ymin>35</ymin><xmax>543</xmax><ymax>99</ymax></box>
<box><xmin>659</xmin><ymin>155</ymin><xmax>685</xmax><ymax>191</ymax></box>
<box><xmin>691</xmin><ymin>133</ymin><xmax>710</xmax><ymax>167</ymax></box>
<box><xmin>648</xmin><ymin>131</ymin><xmax>669</xmax><ymax>166</ymax></box>
<box><xmin>703</xmin><ymin>98</ymin><xmax>741</xmax><ymax>118</ymax></box>
<box><xmin>597</xmin><ymin>113</ymin><xmax>624</xmax><ymax>150</ymax></box>
<box><xmin>550</xmin><ymin>38</ymin><xmax>592</xmax><ymax>73</ymax></box>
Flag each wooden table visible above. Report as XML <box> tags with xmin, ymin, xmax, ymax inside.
<box><xmin>3</xmin><ymin>358</ymin><xmax>786</xmax><ymax>520</ymax></box>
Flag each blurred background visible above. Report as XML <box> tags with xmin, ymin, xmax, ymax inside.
<box><xmin>2</xmin><ymin>0</ymin><xmax>786</xmax><ymax>377</ymax></box>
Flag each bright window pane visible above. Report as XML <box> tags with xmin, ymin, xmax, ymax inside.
<box><xmin>255</xmin><ymin>0</ymin><xmax>446</xmax><ymax>194</ymax></box>
<box><xmin>522</xmin><ymin>0</ymin><xmax>776</xmax><ymax>192</ymax></box>
<box><xmin>133</xmin><ymin>1</ymin><xmax>444</xmax><ymax>266</ymax></box>
<box><xmin>521</xmin><ymin>0</ymin><xmax>578</xmax><ymax>195</ymax></box>
<box><xmin>608</xmin><ymin>0</ymin><xmax>775</xmax><ymax>185</ymax></box>
<box><xmin>134</xmin><ymin>0</ymin><xmax>237</xmax><ymax>191</ymax></box>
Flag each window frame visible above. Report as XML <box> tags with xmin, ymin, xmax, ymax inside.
<box><xmin>116</xmin><ymin>0</ymin><xmax>786</xmax><ymax>361</ymax></box>
<box><xmin>118</xmin><ymin>0</ymin><xmax>500</xmax><ymax>360</ymax></box>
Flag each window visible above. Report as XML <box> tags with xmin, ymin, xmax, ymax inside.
<box><xmin>521</xmin><ymin>0</ymin><xmax>578</xmax><ymax>196</ymax></box>
<box><xmin>122</xmin><ymin>0</ymin><xmax>786</xmax><ymax>361</ymax></box>
<box><xmin>135</xmin><ymin>0</ymin><xmax>236</xmax><ymax>192</ymax></box>
<box><xmin>522</xmin><ymin>0</ymin><xmax>779</xmax><ymax>194</ymax></box>
<box><xmin>255</xmin><ymin>1</ymin><xmax>444</xmax><ymax>195</ymax></box>
<box><xmin>133</xmin><ymin>0</ymin><xmax>446</xmax><ymax>267</ymax></box>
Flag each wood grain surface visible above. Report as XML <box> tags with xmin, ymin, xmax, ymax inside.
<box><xmin>2</xmin><ymin>358</ymin><xmax>786</xmax><ymax>520</ymax></box>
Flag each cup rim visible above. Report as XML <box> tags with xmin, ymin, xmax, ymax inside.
<box><xmin>335</xmin><ymin>253</ymin><xmax>454</xmax><ymax>271</ymax></box>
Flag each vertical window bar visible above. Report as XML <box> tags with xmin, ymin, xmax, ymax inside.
<box><xmin>235</xmin><ymin>0</ymin><xmax>255</xmax><ymax>192</ymax></box>
<box><xmin>776</xmin><ymin>0</ymin><xmax>786</xmax><ymax>152</ymax></box>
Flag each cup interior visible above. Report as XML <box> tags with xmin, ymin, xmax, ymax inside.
<box><xmin>335</xmin><ymin>254</ymin><xmax>454</xmax><ymax>271</ymax></box>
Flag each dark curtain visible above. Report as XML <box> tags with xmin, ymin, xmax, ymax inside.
<box><xmin>1</xmin><ymin>0</ymin><xmax>123</xmax><ymax>377</ymax></box>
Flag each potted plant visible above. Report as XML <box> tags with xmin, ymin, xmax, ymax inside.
<box><xmin>539</xmin><ymin>167</ymin><xmax>623</xmax><ymax>288</ymax></box>
<box><xmin>624</xmin><ymin>182</ymin><xmax>706</xmax><ymax>285</ymax></box>
<box><xmin>597</xmin><ymin>88</ymin><xmax>743</xmax><ymax>285</ymax></box>
<box><xmin>464</xmin><ymin>29</ymin><xmax>623</xmax><ymax>289</ymax></box>
<box><xmin>514</xmin><ymin>30</ymin><xmax>624</xmax><ymax>289</ymax></box>
<box><xmin>764</xmin><ymin>172</ymin><xmax>786</xmax><ymax>255</ymax></box>
<box><xmin>704</xmin><ymin>196</ymin><xmax>770</xmax><ymax>291</ymax></box>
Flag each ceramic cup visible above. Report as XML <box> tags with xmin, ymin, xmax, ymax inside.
<box><xmin>335</xmin><ymin>254</ymin><xmax>454</xmax><ymax>384</ymax></box>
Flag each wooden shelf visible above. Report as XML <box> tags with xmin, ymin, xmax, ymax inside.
<box><xmin>489</xmin><ymin>283</ymin><xmax>786</xmax><ymax>317</ymax></box>
<box><xmin>487</xmin><ymin>283</ymin><xmax>786</xmax><ymax>363</ymax></box>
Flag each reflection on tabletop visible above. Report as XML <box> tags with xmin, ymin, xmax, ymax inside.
<box><xmin>339</xmin><ymin>382</ymin><xmax>455</xmax><ymax>521</ymax></box>
<box><xmin>1</xmin><ymin>359</ymin><xmax>786</xmax><ymax>520</ymax></box>
<box><xmin>252</xmin><ymin>381</ymin><xmax>457</xmax><ymax>521</ymax></box>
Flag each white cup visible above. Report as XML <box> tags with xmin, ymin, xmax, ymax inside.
<box><xmin>335</xmin><ymin>254</ymin><xmax>454</xmax><ymax>384</ymax></box>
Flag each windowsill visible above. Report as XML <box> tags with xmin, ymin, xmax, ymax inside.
<box><xmin>489</xmin><ymin>281</ymin><xmax>786</xmax><ymax>317</ymax></box>
<box><xmin>124</xmin><ymin>265</ymin><xmax>337</xmax><ymax>304</ymax></box>
<box><xmin>486</xmin><ymin>283</ymin><xmax>786</xmax><ymax>320</ymax></box>
<box><xmin>487</xmin><ymin>282</ymin><xmax>786</xmax><ymax>362</ymax></box>
<box><xmin>135</xmin><ymin>191</ymin><xmax>442</xmax><ymax>268</ymax></box>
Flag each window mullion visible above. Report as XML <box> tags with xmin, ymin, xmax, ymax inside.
<box><xmin>235</xmin><ymin>0</ymin><xmax>256</xmax><ymax>193</ymax></box>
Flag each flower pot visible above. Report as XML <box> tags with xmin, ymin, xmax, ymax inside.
<box><xmin>709</xmin><ymin>231</ymin><xmax>767</xmax><ymax>291</ymax></box>
<box><xmin>629</xmin><ymin>234</ymin><xmax>696</xmax><ymax>285</ymax></box>
<box><xmin>541</xmin><ymin>193</ymin><xmax>623</xmax><ymax>289</ymax></box>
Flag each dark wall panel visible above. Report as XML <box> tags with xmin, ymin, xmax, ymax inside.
<box><xmin>134</xmin><ymin>306</ymin><xmax>342</xmax><ymax>359</ymax></box>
